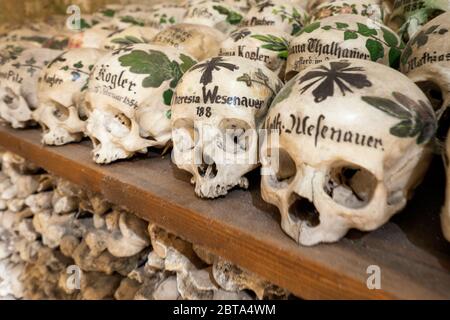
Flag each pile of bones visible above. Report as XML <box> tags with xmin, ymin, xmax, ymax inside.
<box><xmin>0</xmin><ymin>0</ymin><xmax>449</xmax><ymax>291</ymax></box>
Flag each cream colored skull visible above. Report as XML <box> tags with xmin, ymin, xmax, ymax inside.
<box><xmin>310</xmin><ymin>0</ymin><xmax>385</xmax><ymax>23</ymax></box>
<box><xmin>68</xmin><ymin>22</ymin><xmax>122</xmax><ymax>49</ymax></box>
<box><xmin>152</xmin><ymin>23</ymin><xmax>226</xmax><ymax>61</ymax></box>
<box><xmin>400</xmin><ymin>13</ymin><xmax>450</xmax><ymax>134</ymax></box>
<box><xmin>261</xmin><ymin>59</ymin><xmax>436</xmax><ymax>245</ymax></box>
<box><xmin>241</xmin><ymin>0</ymin><xmax>308</xmax><ymax>36</ymax></box>
<box><xmin>172</xmin><ymin>56</ymin><xmax>282</xmax><ymax>198</ymax></box>
<box><xmin>0</xmin><ymin>48</ymin><xmax>61</xmax><ymax>128</ymax></box>
<box><xmin>33</xmin><ymin>49</ymin><xmax>106</xmax><ymax>146</ymax></box>
<box><xmin>183</xmin><ymin>0</ymin><xmax>245</xmax><ymax>33</ymax></box>
<box><xmin>286</xmin><ymin>14</ymin><xmax>403</xmax><ymax>80</ymax></box>
<box><xmin>219</xmin><ymin>26</ymin><xmax>292</xmax><ymax>78</ymax></box>
<box><xmin>101</xmin><ymin>26</ymin><xmax>159</xmax><ymax>51</ymax></box>
<box><xmin>387</xmin><ymin>0</ymin><xmax>450</xmax><ymax>42</ymax></box>
<box><xmin>85</xmin><ymin>44</ymin><xmax>197</xmax><ymax>164</ymax></box>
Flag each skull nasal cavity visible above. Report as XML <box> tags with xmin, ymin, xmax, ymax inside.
<box><xmin>288</xmin><ymin>194</ymin><xmax>320</xmax><ymax>228</ymax></box>
<box><xmin>198</xmin><ymin>154</ymin><xmax>218</xmax><ymax>179</ymax></box>
<box><xmin>324</xmin><ymin>164</ymin><xmax>377</xmax><ymax>209</ymax></box>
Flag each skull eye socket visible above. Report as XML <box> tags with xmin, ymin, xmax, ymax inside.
<box><xmin>416</xmin><ymin>81</ymin><xmax>444</xmax><ymax>112</ymax></box>
<box><xmin>173</xmin><ymin>119</ymin><xmax>197</xmax><ymax>152</ymax></box>
<box><xmin>266</xmin><ymin>148</ymin><xmax>297</xmax><ymax>185</ymax></box>
<box><xmin>51</xmin><ymin>102</ymin><xmax>70</xmax><ymax>121</ymax></box>
<box><xmin>218</xmin><ymin>119</ymin><xmax>252</xmax><ymax>153</ymax></box>
<box><xmin>324</xmin><ymin>164</ymin><xmax>377</xmax><ymax>209</ymax></box>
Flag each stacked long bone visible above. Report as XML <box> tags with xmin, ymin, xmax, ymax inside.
<box><xmin>0</xmin><ymin>0</ymin><xmax>449</xmax><ymax>249</ymax></box>
<box><xmin>0</xmin><ymin>151</ymin><xmax>289</xmax><ymax>300</ymax></box>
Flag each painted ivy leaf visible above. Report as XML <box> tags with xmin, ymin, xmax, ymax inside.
<box><xmin>26</xmin><ymin>57</ymin><xmax>36</xmax><ymax>65</ymax></box>
<box><xmin>356</xmin><ymin>23</ymin><xmax>377</xmax><ymax>37</ymax></box>
<box><xmin>237</xmin><ymin>73</ymin><xmax>252</xmax><ymax>86</ymax></box>
<box><xmin>388</xmin><ymin>47</ymin><xmax>401</xmax><ymax>69</ymax></box>
<box><xmin>120</xmin><ymin>49</ymin><xmax>176</xmax><ymax>88</ymax></box>
<box><xmin>365</xmin><ymin>39</ymin><xmax>384</xmax><ymax>61</ymax></box>
<box><xmin>381</xmin><ymin>27</ymin><xmax>398</xmax><ymax>47</ymax></box>
<box><xmin>322</xmin><ymin>26</ymin><xmax>332</xmax><ymax>31</ymax></box>
<box><xmin>73</xmin><ymin>61</ymin><xmax>83</xmax><ymax>69</ymax></box>
<box><xmin>344</xmin><ymin>31</ymin><xmax>358</xmax><ymax>40</ymax></box>
<box><xmin>88</xmin><ymin>65</ymin><xmax>94</xmax><ymax>71</ymax></box>
<box><xmin>120</xmin><ymin>16</ymin><xmax>144</xmax><ymax>26</ymax></box>
<box><xmin>169</xmin><ymin>17</ymin><xmax>176</xmax><ymax>24</ymax></box>
<box><xmin>361</xmin><ymin>96</ymin><xmax>411</xmax><ymax>119</ymax></box>
<box><xmin>165</xmin><ymin>109</ymin><xmax>172</xmax><ymax>120</ymax></box>
<box><xmin>255</xmin><ymin>68</ymin><xmax>269</xmax><ymax>83</ymax></box>
<box><xmin>102</xmin><ymin>9</ymin><xmax>116</xmax><ymax>17</ymax></box>
<box><xmin>80</xmin><ymin>19</ymin><xmax>91</xmax><ymax>30</ymax></box>
<box><xmin>163</xmin><ymin>89</ymin><xmax>174</xmax><ymax>106</ymax></box>
<box><xmin>300</xmin><ymin>22</ymin><xmax>320</xmax><ymax>34</ymax></box>
<box><xmin>212</xmin><ymin>5</ymin><xmax>243</xmax><ymax>25</ymax></box>
<box><xmin>61</xmin><ymin>66</ymin><xmax>69</xmax><ymax>71</ymax></box>
<box><xmin>179</xmin><ymin>54</ymin><xmax>197</xmax><ymax>73</ymax></box>
<box><xmin>336</xmin><ymin>22</ymin><xmax>349</xmax><ymax>29</ymax></box>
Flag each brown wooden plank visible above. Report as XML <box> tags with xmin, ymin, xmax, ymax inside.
<box><xmin>0</xmin><ymin>125</ymin><xmax>449</xmax><ymax>299</ymax></box>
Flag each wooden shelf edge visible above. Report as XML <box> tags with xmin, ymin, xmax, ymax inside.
<box><xmin>1</xmin><ymin>125</ymin><xmax>449</xmax><ymax>299</ymax></box>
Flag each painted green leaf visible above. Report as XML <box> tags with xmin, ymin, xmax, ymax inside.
<box><xmin>344</xmin><ymin>31</ymin><xmax>358</xmax><ymax>40</ymax></box>
<box><xmin>179</xmin><ymin>54</ymin><xmax>197</xmax><ymax>73</ymax></box>
<box><xmin>336</xmin><ymin>22</ymin><xmax>349</xmax><ymax>29</ymax></box>
<box><xmin>361</xmin><ymin>96</ymin><xmax>411</xmax><ymax>119</ymax></box>
<box><xmin>73</xmin><ymin>61</ymin><xmax>83</xmax><ymax>69</ymax></box>
<box><xmin>390</xmin><ymin>120</ymin><xmax>413</xmax><ymax>137</ymax></box>
<box><xmin>119</xmin><ymin>49</ymin><xmax>174</xmax><ymax>88</ymax></box>
<box><xmin>212</xmin><ymin>5</ymin><xmax>243</xmax><ymax>25</ymax></box>
<box><xmin>163</xmin><ymin>89</ymin><xmax>174</xmax><ymax>106</ymax></box>
<box><xmin>366</xmin><ymin>39</ymin><xmax>384</xmax><ymax>61</ymax></box>
<box><xmin>381</xmin><ymin>27</ymin><xmax>399</xmax><ymax>47</ymax></box>
<box><xmin>322</xmin><ymin>26</ymin><xmax>332</xmax><ymax>31</ymax></box>
<box><xmin>388</xmin><ymin>47</ymin><xmax>401</xmax><ymax>69</ymax></box>
<box><xmin>301</xmin><ymin>22</ymin><xmax>320</xmax><ymax>34</ymax></box>
<box><xmin>165</xmin><ymin>109</ymin><xmax>172</xmax><ymax>120</ymax></box>
<box><xmin>102</xmin><ymin>9</ymin><xmax>115</xmax><ymax>17</ymax></box>
<box><xmin>356</xmin><ymin>23</ymin><xmax>377</xmax><ymax>37</ymax></box>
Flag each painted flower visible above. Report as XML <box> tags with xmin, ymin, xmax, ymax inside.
<box><xmin>298</xmin><ymin>61</ymin><xmax>372</xmax><ymax>103</ymax></box>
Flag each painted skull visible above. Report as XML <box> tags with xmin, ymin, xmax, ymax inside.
<box><xmin>0</xmin><ymin>48</ymin><xmax>61</xmax><ymax>128</ymax></box>
<box><xmin>387</xmin><ymin>0</ymin><xmax>450</xmax><ymax>42</ymax></box>
<box><xmin>310</xmin><ymin>0</ymin><xmax>385</xmax><ymax>23</ymax></box>
<box><xmin>85</xmin><ymin>44</ymin><xmax>197</xmax><ymax>164</ymax></box>
<box><xmin>101</xmin><ymin>26</ymin><xmax>159</xmax><ymax>51</ymax></box>
<box><xmin>152</xmin><ymin>23</ymin><xmax>226</xmax><ymax>61</ymax></box>
<box><xmin>240</xmin><ymin>0</ymin><xmax>308</xmax><ymax>36</ymax></box>
<box><xmin>400</xmin><ymin>12</ymin><xmax>450</xmax><ymax>139</ymax></box>
<box><xmin>219</xmin><ymin>26</ymin><xmax>292</xmax><ymax>78</ymax></box>
<box><xmin>33</xmin><ymin>48</ymin><xmax>106</xmax><ymax>146</ymax></box>
<box><xmin>183</xmin><ymin>0</ymin><xmax>245</xmax><ymax>33</ymax></box>
<box><xmin>171</xmin><ymin>56</ymin><xmax>283</xmax><ymax>198</ymax></box>
<box><xmin>260</xmin><ymin>59</ymin><xmax>436</xmax><ymax>245</ymax></box>
<box><xmin>285</xmin><ymin>14</ymin><xmax>403</xmax><ymax>80</ymax></box>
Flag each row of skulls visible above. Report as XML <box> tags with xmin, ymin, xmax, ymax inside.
<box><xmin>0</xmin><ymin>0</ymin><xmax>449</xmax><ymax>247</ymax></box>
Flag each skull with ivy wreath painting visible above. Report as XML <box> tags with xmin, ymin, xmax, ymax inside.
<box><xmin>285</xmin><ymin>14</ymin><xmax>404</xmax><ymax>80</ymax></box>
<box><xmin>84</xmin><ymin>44</ymin><xmax>197</xmax><ymax>164</ymax></box>
<box><xmin>261</xmin><ymin>59</ymin><xmax>436</xmax><ymax>246</ymax></box>
<box><xmin>171</xmin><ymin>56</ymin><xmax>283</xmax><ymax>199</ymax></box>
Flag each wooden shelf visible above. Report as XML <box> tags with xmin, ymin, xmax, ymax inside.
<box><xmin>0</xmin><ymin>125</ymin><xmax>450</xmax><ymax>299</ymax></box>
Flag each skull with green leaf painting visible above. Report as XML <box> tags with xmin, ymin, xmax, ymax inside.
<box><xmin>84</xmin><ymin>44</ymin><xmax>197</xmax><ymax>164</ymax></box>
<box><xmin>285</xmin><ymin>14</ymin><xmax>404</xmax><ymax>80</ymax></box>
<box><xmin>387</xmin><ymin>0</ymin><xmax>449</xmax><ymax>42</ymax></box>
<box><xmin>0</xmin><ymin>48</ymin><xmax>62</xmax><ymax>128</ymax></box>
<box><xmin>219</xmin><ymin>26</ymin><xmax>292</xmax><ymax>78</ymax></box>
<box><xmin>261</xmin><ymin>58</ymin><xmax>436</xmax><ymax>246</ymax></box>
<box><xmin>33</xmin><ymin>48</ymin><xmax>106</xmax><ymax>146</ymax></box>
<box><xmin>171</xmin><ymin>56</ymin><xmax>283</xmax><ymax>199</ymax></box>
